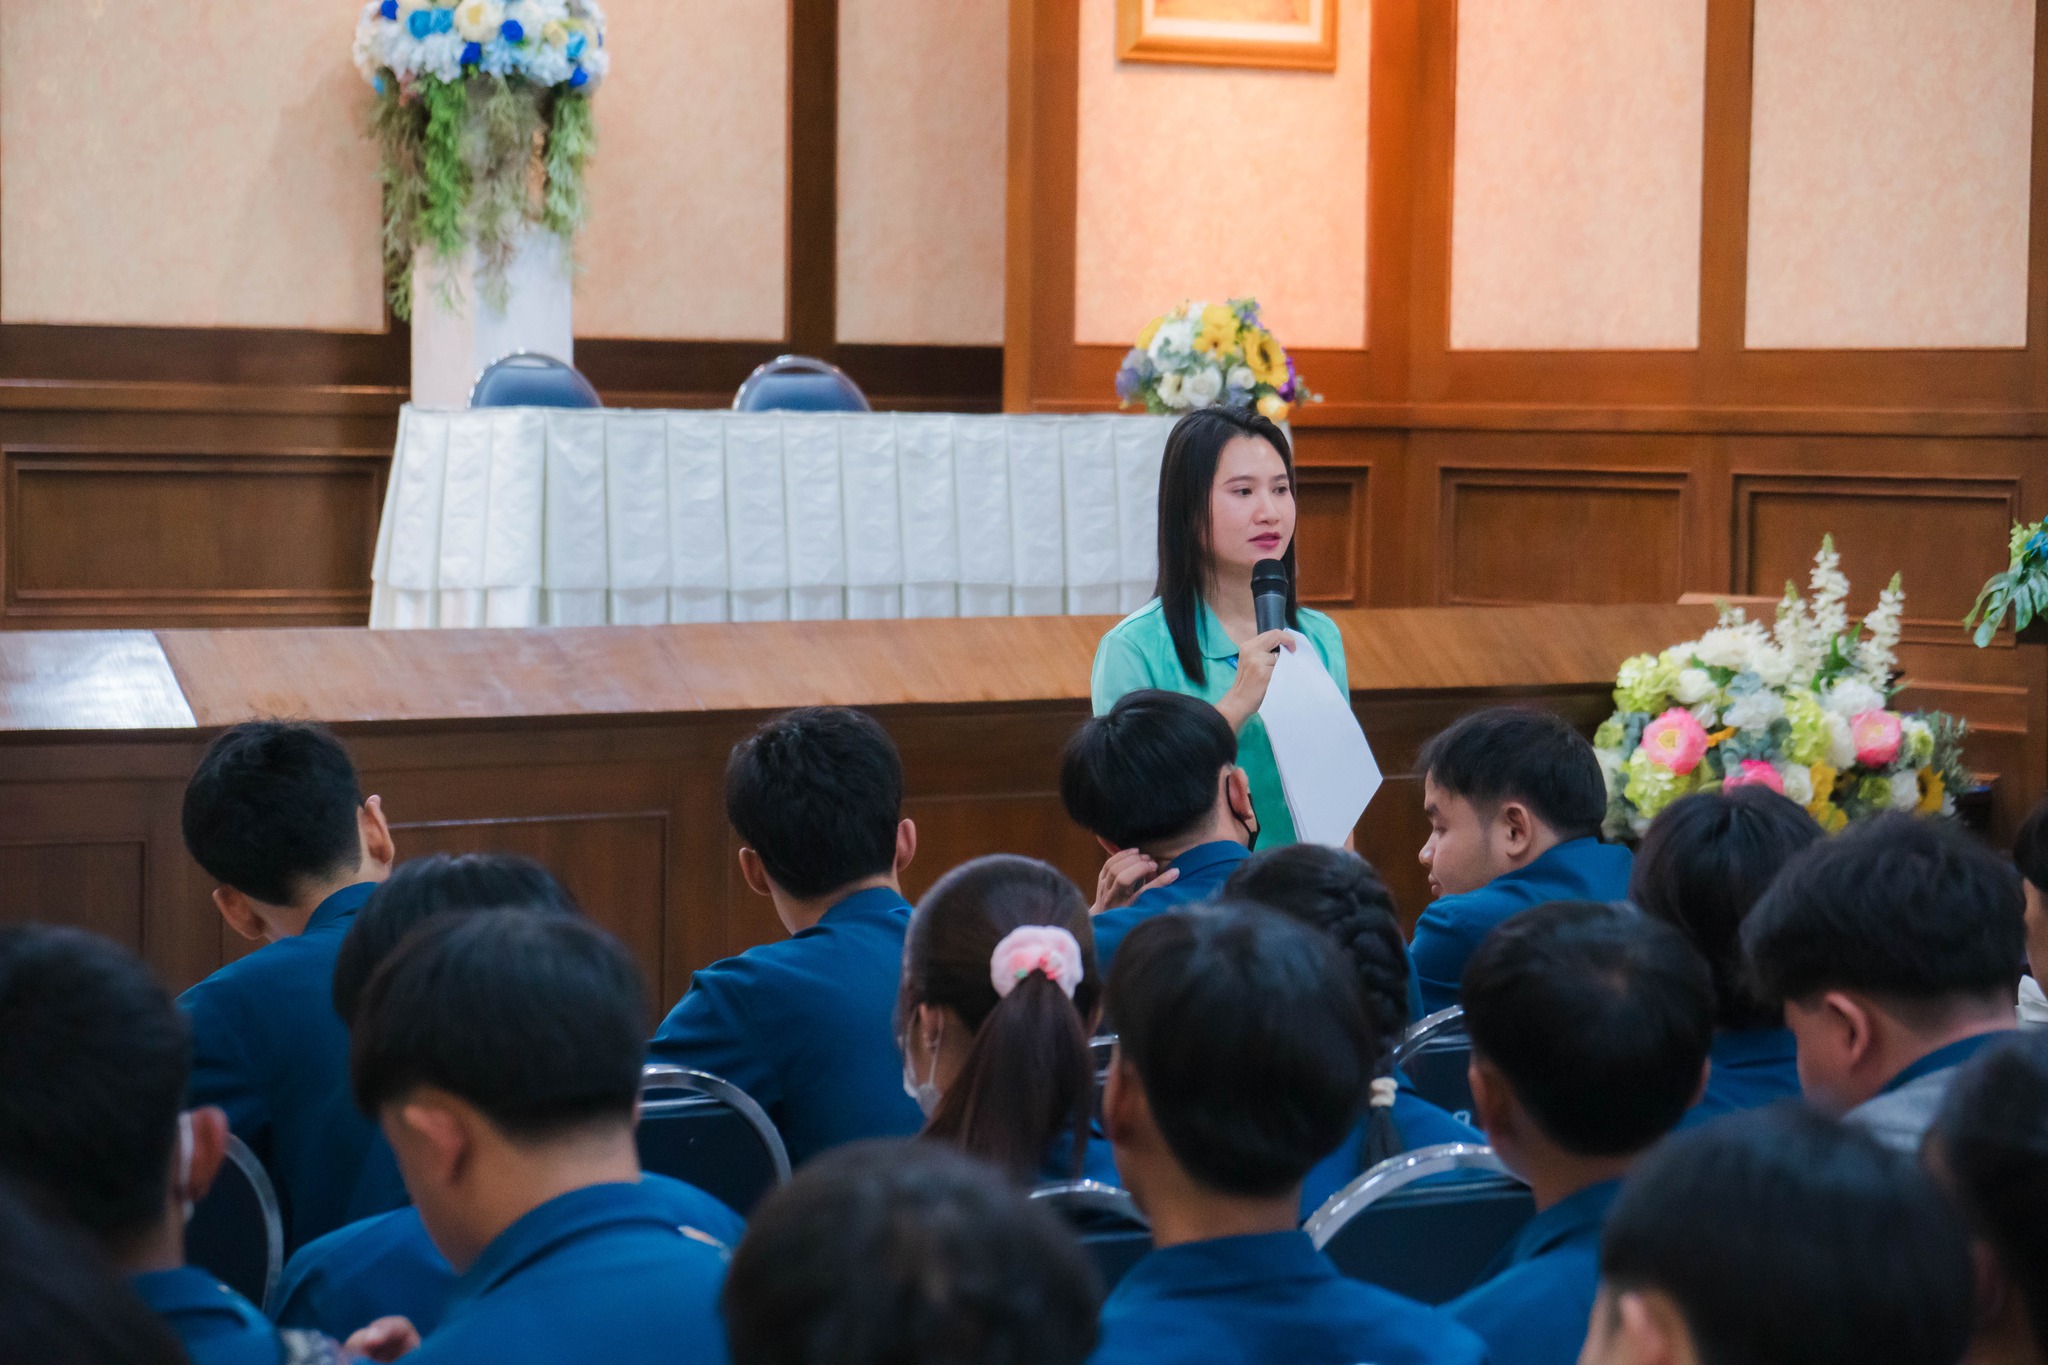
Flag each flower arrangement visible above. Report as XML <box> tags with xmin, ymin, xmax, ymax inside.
<box><xmin>1115</xmin><ymin>299</ymin><xmax>1317</xmax><ymax>422</ymax></box>
<box><xmin>1594</xmin><ymin>537</ymin><xmax>1970</xmax><ymax>838</ymax></box>
<box><xmin>351</xmin><ymin>0</ymin><xmax>609</xmax><ymax>318</ymax></box>
<box><xmin>1964</xmin><ymin>518</ymin><xmax>2048</xmax><ymax>646</ymax></box>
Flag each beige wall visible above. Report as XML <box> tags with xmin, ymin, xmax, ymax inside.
<box><xmin>837</xmin><ymin>0</ymin><xmax>1008</xmax><ymax>346</ymax></box>
<box><xmin>1449</xmin><ymin>0</ymin><xmax>1707</xmax><ymax>351</ymax></box>
<box><xmin>1746</xmin><ymin>0</ymin><xmax>2035</xmax><ymax>350</ymax></box>
<box><xmin>1071</xmin><ymin>0</ymin><xmax>1371</xmax><ymax>351</ymax></box>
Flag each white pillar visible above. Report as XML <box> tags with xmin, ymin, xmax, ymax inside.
<box><xmin>410</xmin><ymin>229</ymin><xmax>576</xmax><ymax>409</ymax></box>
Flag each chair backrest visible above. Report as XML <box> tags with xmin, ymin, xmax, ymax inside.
<box><xmin>1030</xmin><ymin>1181</ymin><xmax>1153</xmax><ymax>1292</ymax></box>
<box><xmin>1393</xmin><ymin>1006</ymin><xmax>1475</xmax><ymax>1123</ymax></box>
<box><xmin>1306</xmin><ymin>1143</ymin><xmax>1535</xmax><ymax>1306</ymax></box>
<box><xmin>468</xmin><ymin>351</ymin><xmax>603</xmax><ymax>409</ymax></box>
<box><xmin>732</xmin><ymin>354</ymin><xmax>871</xmax><ymax>413</ymax></box>
<box><xmin>636</xmin><ymin>1065</ymin><xmax>792</xmax><ymax>1217</ymax></box>
<box><xmin>185</xmin><ymin>1133</ymin><xmax>283</xmax><ymax>1312</ymax></box>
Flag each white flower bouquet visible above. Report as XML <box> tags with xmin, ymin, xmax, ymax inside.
<box><xmin>1595</xmin><ymin>537</ymin><xmax>1970</xmax><ymax>838</ymax></box>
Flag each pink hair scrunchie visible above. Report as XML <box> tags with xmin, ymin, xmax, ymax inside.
<box><xmin>990</xmin><ymin>925</ymin><xmax>1085</xmax><ymax>1001</ymax></box>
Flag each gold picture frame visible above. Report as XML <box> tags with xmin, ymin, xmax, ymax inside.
<box><xmin>1115</xmin><ymin>0</ymin><xmax>1338</xmax><ymax>72</ymax></box>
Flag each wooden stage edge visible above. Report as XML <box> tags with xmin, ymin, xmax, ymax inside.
<box><xmin>0</xmin><ymin>602</ymin><xmax>1738</xmax><ymax>1001</ymax></box>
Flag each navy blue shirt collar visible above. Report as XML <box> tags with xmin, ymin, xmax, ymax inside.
<box><xmin>816</xmin><ymin>886</ymin><xmax>912</xmax><ymax>926</ymax></box>
<box><xmin>1165</xmin><ymin>840</ymin><xmax>1252</xmax><ymax>880</ymax></box>
<box><xmin>307</xmin><ymin>880</ymin><xmax>378</xmax><ymax>933</ymax></box>
<box><xmin>131</xmin><ymin>1265</ymin><xmax>265</xmax><ymax>1321</ymax></box>
<box><xmin>456</xmin><ymin>1181</ymin><xmax>696</xmax><ymax>1303</ymax></box>
<box><xmin>1504</xmin><ymin>1179</ymin><xmax>1621</xmax><ymax>1265</ymax></box>
<box><xmin>1711</xmin><ymin>1026</ymin><xmax>1798</xmax><ymax>1068</ymax></box>
<box><xmin>1118</xmin><ymin>1230</ymin><xmax>1330</xmax><ymax>1300</ymax></box>
<box><xmin>1880</xmin><ymin>1030</ymin><xmax>2014</xmax><ymax>1096</ymax></box>
<box><xmin>1497</xmin><ymin>837</ymin><xmax>1609</xmax><ymax>889</ymax></box>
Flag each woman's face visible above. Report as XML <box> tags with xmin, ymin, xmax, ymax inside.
<box><xmin>1206</xmin><ymin>434</ymin><xmax>1295</xmax><ymax>578</ymax></box>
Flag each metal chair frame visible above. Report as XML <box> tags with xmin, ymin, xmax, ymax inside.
<box><xmin>1029</xmin><ymin>1180</ymin><xmax>1149</xmax><ymax>1228</ymax></box>
<box><xmin>638</xmin><ymin>1063</ymin><xmax>794</xmax><ymax>1189</ymax></box>
<box><xmin>731</xmin><ymin>354</ymin><xmax>872</xmax><ymax>412</ymax></box>
<box><xmin>1304</xmin><ymin>1142</ymin><xmax>1516</xmax><ymax>1248</ymax></box>
<box><xmin>197</xmin><ymin>1132</ymin><xmax>284</xmax><ymax>1313</ymax></box>
<box><xmin>467</xmin><ymin>349</ymin><xmax>602</xmax><ymax>410</ymax></box>
<box><xmin>1390</xmin><ymin>1006</ymin><xmax>1466</xmax><ymax>1070</ymax></box>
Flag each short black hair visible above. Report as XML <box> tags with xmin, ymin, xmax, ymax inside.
<box><xmin>333</xmin><ymin>853</ymin><xmax>580</xmax><ymax>1026</ymax></box>
<box><xmin>724</xmin><ymin>1140</ymin><xmax>1101</xmax><ymax>1365</ymax></box>
<box><xmin>1462</xmin><ymin>901</ymin><xmax>1712</xmax><ymax>1156</ymax></box>
<box><xmin>726</xmin><ymin>708</ymin><xmax>904</xmax><ymax>899</ymax></box>
<box><xmin>1933</xmin><ymin>1032</ymin><xmax>2048</xmax><ymax>1360</ymax></box>
<box><xmin>1417</xmin><ymin>707</ymin><xmax>1606</xmax><ymax>840</ymax></box>
<box><xmin>1630</xmin><ymin>788</ymin><xmax>1823</xmax><ymax>1031</ymax></box>
<box><xmin>351</xmin><ymin>910</ymin><xmax>646</xmax><ymax>1139</ymax></box>
<box><xmin>1742</xmin><ymin>813</ymin><xmax>2024</xmax><ymax>1013</ymax></box>
<box><xmin>2014</xmin><ymin>795</ymin><xmax>2048</xmax><ymax>893</ymax></box>
<box><xmin>181</xmin><ymin>720</ymin><xmax>365</xmax><ymax>906</ymax></box>
<box><xmin>1060</xmin><ymin>690</ymin><xmax>1237</xmax><ymax>849</ymax></box>
<box><xmin>0</xmin><ymin>1180</ymin><xmax>188</xmax><ymax>1365</ymax></box>
<box><xmin>1108</xmin><ymin>902</ymin><xmax>1370</xmax><ymax>1197</ymax></box>
<box><xmin>1601</xmin><ymin>1105</ymin><xmax>1974</xmax><ymax>1365</ymax></box>
<box><xmin>0</xmin><ymin>927</ymin><xmax>186</xmax><ymax>1244</ymax></box>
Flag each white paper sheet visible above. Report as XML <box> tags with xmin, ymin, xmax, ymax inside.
<box><xmin>1260</xmin><ymin>638</ymin><xmax>1382</xmax><ymax>846</ymax></box>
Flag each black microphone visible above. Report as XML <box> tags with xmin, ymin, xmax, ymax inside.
<box><xmin>1251</xmin><ymin>559</ymin><xmax>1289</xmax><ymax>636</ymax></box>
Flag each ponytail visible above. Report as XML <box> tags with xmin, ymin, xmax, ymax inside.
<box><xmin>925</xmin><ymin>973</ymin><xmax>1093</xmax><ymax>1181</ymax></box>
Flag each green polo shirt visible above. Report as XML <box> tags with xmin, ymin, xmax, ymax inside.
<box><xmin>1089</xmin><ymin>598</ymin><xmax>1350</xmax><ymax>849</ymax></box>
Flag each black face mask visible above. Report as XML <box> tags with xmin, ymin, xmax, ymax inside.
<box><xmin>1236</xmin><ymin>803</ymin><xmax>1260</xmax><ymax>853</ymax></box>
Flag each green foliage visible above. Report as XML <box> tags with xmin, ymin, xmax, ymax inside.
<box><xmin>1964</xmin><ymin>520</ymin><xmax>2048</xmax><ymax>647</ymax></box>
<box><xmin>370</xmin><ymin>86</ymin><xmax>430</xmax><ymax>319</ymax></box>
<box><xmin>543</xmin><ymin>92</ymin><xmax>596</xmax><ymax>242</ymax></box>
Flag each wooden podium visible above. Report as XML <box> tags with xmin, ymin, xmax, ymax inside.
<box><xmin>0</xmin><ymin>604</ymin><xmax>1718</xmax><ymax>1000</ymax></box>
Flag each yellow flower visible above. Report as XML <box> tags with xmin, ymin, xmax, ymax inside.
<box><xmin>1192</xmin><ymin>304</ymin><xmax>1239</xmax><ymax>358</ymax></box>
<box><xmin>1917</xmin><ymin>771</ymin><xmax>1945</xmax><ymax>814</ymax></box>
<box><xmin>1256</xmin><ymin>393</ymin><xmax>1289</xmax><ymax>422</ymax></box>
<box><xmin>1815</xmin><ymin>803</ymin><xmax>1849</xmax><ymax>833</ymax></box>
<box><xmin>1244</xmin><ymin>328</ymin><xmax>1287</xmax><ymax>387</ymax></box>
<box><xmin>1136</xmin><ymin>314</ymin><xmax>1163</xmax><ymax>352</ymax></box>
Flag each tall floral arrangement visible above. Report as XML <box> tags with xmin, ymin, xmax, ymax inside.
<box><xmin>1594</xmin><ymin>537</ymin><xmax>1970</xmax><ymax>838</ymax></box>
<box><xmin>352</xmin><ymin>0</ymin><xmax>608</xmax><ymax>318</ymax></box>
<box><xmin>1115</xmin><ymin>299</ymin><xmax>1317</xmax><ymax>422</ymax></box>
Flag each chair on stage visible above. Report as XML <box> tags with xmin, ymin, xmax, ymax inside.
<box><xmin>1393</xmin><ymin>1005</ymin><xmax>1475</xmax><ymax>1124</ymax></box>
<box><xmin>636</xmin><ymin>1064</ymin><xmax>792</xmax><ymax>1216</ymax></box>
<box><xmin>1305</xmin><ymin>1143</ymin><xmax>1534</xmax><ymax>1306</ymax></box>
<box><xmin>468</xmin><ymin>351</ymin><xmax>604</xmax><ymax>409</ymax></box>
<box><xmin>732</xmin><ymin>354</ymin><xmax>871</xmax><ymax>413</ymax></box>
<box><xmin>1031</xmin><ymin>1180</ymin><xmax>1152</xmax><ymax>1292</ymax></box>
<box><xmin>185</xmin><ymin>1133</ymin><xmax>285</xmax><ymax>1313</ymax></box>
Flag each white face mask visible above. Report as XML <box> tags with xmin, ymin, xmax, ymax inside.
<box><xmin>176</xmin><ymin>1112</ymin><xmax>196</xmax><ymax>1223</ymax></box>
<box><xmin>900</xmin><ymin>1016</ymin><xmax>943</xmax><ymax>1119</ymax></box>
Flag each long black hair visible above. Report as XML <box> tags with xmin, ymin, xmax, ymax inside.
<box><xmin>1154</xmin><ymin>406</ymin><xmax>1300</xmax><ymax>686</ymax></box>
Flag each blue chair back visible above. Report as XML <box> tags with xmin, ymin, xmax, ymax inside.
<box><xmin>185</xmin><ymin>1134</ymin><xmax>283</xmax><ymax>1312</ymax></box>
<box><xmin>732</xmin><ymin>355</ymin><xmax>871</xmax><ymax>412</ymax></box>
<box><xmin>1393</xmin><ymin>1006</ymin><xmax>1475</xmax><ymax>1124</ymax></box>
<box><xmin>1031</xmin><ymin>1181</ymin><xmax>1151</xmax><ymax>1292</ymax></box>
<box><xmin>1307</xmin><ymin>1143</ymin><xmax>1535</xmax><ymax>1305</ymax></box>
<box><xmin>637</xmin><ymin>1065</ymin><xmax>791</xmax><ymax>1217</ymax></box>
<box><xmin>468</xmin><ymin>351</ymin><xmax>603</xmax><ymax>409</ymax></box>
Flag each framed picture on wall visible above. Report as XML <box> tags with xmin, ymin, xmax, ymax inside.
<box><xmin>1116</xmin><ymin>0</ymin><xmax>1337</xmax><ymax>72</ymax></box>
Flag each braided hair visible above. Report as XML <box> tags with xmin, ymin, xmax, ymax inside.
<box><xmin>1225</xmin><ymin>844</ymin><xmax>1410</xmax><ymax>1166</ymax></box>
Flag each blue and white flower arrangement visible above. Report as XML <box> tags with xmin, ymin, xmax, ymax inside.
<box><xmin>352</xmin><ymin>0</ymin><xmax>608</xmax><ymax>317</ymax></box>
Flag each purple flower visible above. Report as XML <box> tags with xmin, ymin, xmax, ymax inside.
<box><xmin>500</xmin><ymin>17</ymin><xmax>524</xmax><ymax>41</ymax></box>
<box><xmin>460</xmin><ymin>40</ymin><xmax>482</xmax><ymax>64</ymax></box>
<box><xmin>378</xmin><ymin>0</ymin><xmax>398</xmax><ymax>18</ymax></box>
<box><xmin>407</xmin><ymin>7</ymin><xmax>434</xmax><ymax>37</ymax></box>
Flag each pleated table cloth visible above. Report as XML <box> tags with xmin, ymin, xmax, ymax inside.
<box><xmin>369</xmin><ymin>408</ymin><xmax>1182</xmax><ymax>628</ymax></box>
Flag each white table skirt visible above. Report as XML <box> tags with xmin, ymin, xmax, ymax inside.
<box><xmin>369</xmin><ymin>407</ymin><xmax>1182</xmax><ymax>628</ymax></box>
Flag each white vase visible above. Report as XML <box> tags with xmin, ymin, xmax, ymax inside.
<box><xmin>410</xmin><ymin>227</ymin><xmax>576</xmax><ymax>409</ymax></box>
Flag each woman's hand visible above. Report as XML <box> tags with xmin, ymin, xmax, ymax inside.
<box><xmin>1091</xmin><ymin>848</ymin><xmax>1180</xmax><ymax>915</ymax></box>
<box><xmin>345</xmin><ymin>1316</ymin><xmax>421</xmax><ymax>1361</ymax></box>
<box><xmin>1213</xmin><ymin>630</ymin><xmax>1297</xmax><ymax>732</ymax></box>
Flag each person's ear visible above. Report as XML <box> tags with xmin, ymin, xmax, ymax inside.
<box><xmin>1611</xmin><ymin>1287</ymin><xmax>1691</xmax><ymax>1365</ymax></box>
<box><xmin>211</xmin><ymin>887</ymin><xmax>271</xmax><ymax>944</ymax></box>
<box><xmin>1820</xmin><ymin>990</ymin><xmax>1876</xmax><ymax>1070</ymax></box>
<box><xmin>1224</xmin><ymin>767</ymin><xmax>1254</xmax><ymax>823</ymax></box>
<box><xmin>181</xmin><ymin>1107</ymin><xmax>230</xmax><ymax>1205</ymax></box>
<box><xmin>1468</xmin><ymin>1055</ymin><xmax>1515</xmax><ymax>1143</ymax></box>
<box><xmin>893</xmin><ymin>818</ymin><xmax>918</xmax><ymax>877</ymax></box>
<box><xmin>359</xmin><ymin>795</ymin><xmax>396</xmax><ymax>875</ymax></box>
<box><xmin>390</xmin><ymin>1094</ymin><xmax>473</xmax><ymax>1190</ymax></box>
<box><xmin>1101</xmin><ymin>1053</ymin><xmax>1146</xmax><ymax>1148</ymax></box>
<box><xmin>1497</xmin><ymin>800</ymin><xmax>1536</xmax><ymax>858</ymax></box>
<box><xmin>1095</xmin><ymin>834</ymin><xmax>1123</xmax><ymax>857</ymax></box>
<box><xmin>736</xmin><ymin>847</ymin><xmax>774</xmax><ymax>899</ymax></box>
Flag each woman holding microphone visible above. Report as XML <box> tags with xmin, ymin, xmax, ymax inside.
<box><xmin>1088</xmin><ymin>406</ymin><xmax>1349</xmax><ymax>905</ymax></box>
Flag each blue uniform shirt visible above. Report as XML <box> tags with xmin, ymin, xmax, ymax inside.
<box><xmin>406</xmin><ymin>1181</ymin><xmax>730</xmax><ymax>1365</ymax></box>
<box><xmin>133</xmin><ymin>1265</ymin><xmax>318</xmax><ymax>1365</ymax></box>
<box><xmin>648</xmin><ymin>886</ymin><xmax>923</xmax><ymax>1166</ymax></box>
<box><xmin>1446</xmin><ymin>1179</ymin><xmax>1620</xmax><ymax>1365</ymax></box>
<box><xmin>1678</xmin><ymin>1027</ymin><xmax>1801</xmax><ymax>1131</ymax></box>
<box><xmin>1410</xmin><ymin>839</ymin><xmax>1634</xmax><ymax>1014</ymax></box>
<box><xmin>179</xmin><ymin>881</ymin><xmax>401</xmax><ymax>1250</ymax></box>
<box><xmin>1299</xmin><ymin>1087</ymin><xmax>1484</xmax><ymax>1220</ymax></box>
<box><xmin>1092</xmin><ymin>841</ymin><xmax>1251</xmax><ymax>974</ymax></box>
<box><xmin>1091</xmin><ymin>1230</ymin><xmax>1488</xmax><ymax>1365</ymax></box>
<box><xmin>271</xmin><ymin>1174</ymin><xmax>744</xmax><ymax>1342</ymax></box>
<box><xmin>1041</xmin><ymin>1126</ymin><xmax>1121</xmax><ymax>1187</ymax></box>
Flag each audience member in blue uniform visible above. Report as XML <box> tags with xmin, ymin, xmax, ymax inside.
<box><xmin>279</xmin><ymin>853</ymin><xmax>740</xmax><ymax>1342</ymax></box>
<box><xmin>0</xmin><ymin>1179</ymin><xmax>191</xmax><ymax>1365</ymax></box>
<box><xmin>1408</xmin><ymin>708</ymin><xmax>1632</xmax><ymax>1013</ymax></box>
<box><xmin>0</xmin><ymin>925</ymin><xmax>383</xmax><ymax>1365</ymax></box>
<box><xmin>350</xmin><ymin>909</ymin><xmax>731</xmax><ymax>1365</ymax></box>
<box><xmin>650</xmin><ymin>706</ymin><xmax>924</xmax><ymax>1164</ymax></box>
<box><xmin>1743</xmin><ymin>812</ymin><xmax>2024</xmax><ymax>1154</ymax></box>
<box><xmin>177</xmin><ymin>720</ymin><xmax>398</xmax><ymax>1250</ymax></box>
<box><xmin>1447</xmin><ymin>900</ymin><xmax>1713</xmax><ymax>1365</ymax></box>
<box><xmin>1222</xmin><ymin>844</ymin><xmax>1480</xmax><ymax>1219</ymax></box>
<box><xmin>2010</xmin><ymin>798</ymin><xmax>2048</xmax><ymax>1025</ymax></box>
<box><xmin>1584</xmin><ymin>1106</ymin><xmax>1974</xmax><ymax>1365</ymax></box>
<box><xmin>1092</xmin><ymin>902</ymin><xmax>1488</xmax><ymax>1365</ymax></box>
<box><xmin>1629</xmin><ymin>788</ymin><xmax>1820</xmax><ymax>1129</ymax></box>
<box><xmin>897</xmin><ymin>855</ymin><xmax>1116</xmax><ymax>1186</ymax></box>
<box><xmin>724</xmin><ymin>1140</ymin><xmax>1102</xmax><ymax>1365</ymax></box>
<box><xmin>1059</xmin><ymin>689</ymin><xmax>1256</xmax><ymax>971</ymax></box>
<box><xmin>1931</xmin><ymin>1032</ymin><xmax>2048</xmax><ymax>1365</ymax></box>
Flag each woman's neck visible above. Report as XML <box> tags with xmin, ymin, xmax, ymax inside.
<box><xmin>1205</xmin><ymin>567</ymin><xmax>1257</xmax><ymax>646</ymax></box>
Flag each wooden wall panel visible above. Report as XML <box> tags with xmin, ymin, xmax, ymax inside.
<box><xmin>1441</xmin><ymin>469</ymin><xmax>1691</xmax><ymax>606</ymax></box>
<box><xmin>0</xmin><ymin>840</ymin><xmax>146</xmax><ymax>952</ymax></box>
<box><xmin>1295</xmin><ymin>472</ymin><xmax>1372</xmax><ymax>607</ymax></box>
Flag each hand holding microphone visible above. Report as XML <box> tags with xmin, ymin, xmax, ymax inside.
<box><xmin>1217</xmin><ymin>559</ymin><xmax>1297</xmax><ymax>733</ymax></box>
